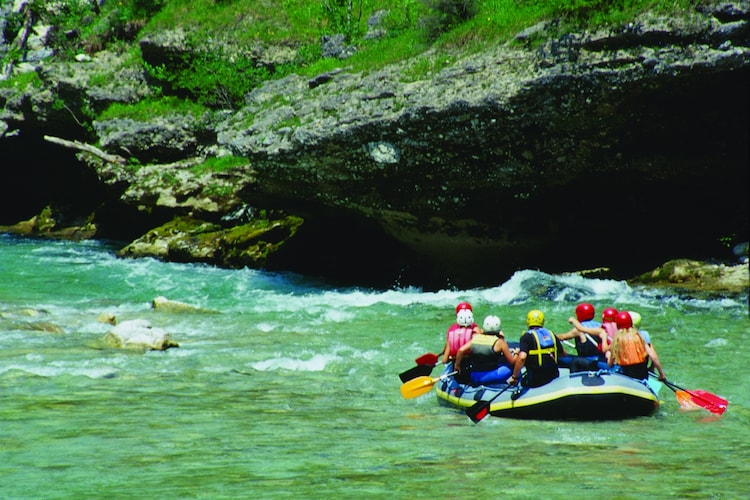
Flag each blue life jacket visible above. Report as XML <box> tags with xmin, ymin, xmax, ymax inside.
<box><xmin>528</xmin><ymin>327</ymin><xmax>558</xmax><ymax>367</ymax></box>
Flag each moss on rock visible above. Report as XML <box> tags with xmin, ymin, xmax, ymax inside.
<box><xmin>630</xmin><ymin>259</ymin><xmax>749</xmax><ymax>296</ymax></box>
<box><xmin>117</xmin><ymin>214</ymin><xmax>304</xmax><ymax>268</ymax></box>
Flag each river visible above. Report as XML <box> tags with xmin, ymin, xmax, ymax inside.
<box><xmin>0</xmin><ymin>234</ymin><xmax>747</xmax><ymax>498</ymax></box>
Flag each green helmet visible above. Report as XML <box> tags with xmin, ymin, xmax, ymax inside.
<box><xmin>629</xmin><ymin>311</ymin><xmax>642</xmax><ymax>328</ymax></box>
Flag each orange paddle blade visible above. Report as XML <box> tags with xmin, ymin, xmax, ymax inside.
<box><xmin>664</xmin><ymin>379</ymin><xmax>728</xmax><ymax>415</ymax></box>
<box><xmin>676</xmin><ymin>390</ymin><xmax>701</xmax><ymax>411</ymax></box>
<box><xmin>675</xmin><ymin>390</ymin><xmax>727</xmax><ymax>415</ymax></box>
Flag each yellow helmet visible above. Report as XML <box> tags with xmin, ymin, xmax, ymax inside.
<box><xmin>526</xmin><ymin>309</ymin><xmax>544</xmax><ymax>328</ymax></box>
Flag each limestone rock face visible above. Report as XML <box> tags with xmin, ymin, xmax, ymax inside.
<box><xmin>1</xmin><ymin>3</ymin><xmax>748</xmax><ymax>289</ymax></box>
<box><xmin>631</xmin><ymin>260</ymin><xmax>749</xmax><ymax>296</ymax></box>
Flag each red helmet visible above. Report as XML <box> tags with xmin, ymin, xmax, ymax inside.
<box><xmin>575</xmin><ymin>303</ymin><xmax>595</xmax><ymax>321</ymax></box>
<box><xmin>602</xmin><ymin>307</ymin><xmax>618</xmax><ymax>322</ymax></box>
<box><xmin>615</xmin><ymin>311</ymin><xmax>633</xmax><ymax>330</ymax></box>
<box><xmin>455</xmin><ymin>301</ymin><xmax>473</xmax><ymax>314</ymax></box>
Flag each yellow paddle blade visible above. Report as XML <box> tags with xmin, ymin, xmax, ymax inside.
<box><xmin>400</xmin><ymin>375</ymin><xmax>438</xmax><ymax>399</ymax></box>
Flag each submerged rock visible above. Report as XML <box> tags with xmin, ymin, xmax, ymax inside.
<box><xmin>151</xmin><ymin>295</ymin><xmax>217</xmax><ymax>313</ymax></box>
<box><xmin>102</xmin><ymin>318</ymin><xmax>179</xmax><ymax>351</ymax></box>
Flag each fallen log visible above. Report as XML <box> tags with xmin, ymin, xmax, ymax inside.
<box><xmin>44</xmin><ymin>135</ymin><xmax>126</xmax><ymax>164</ymax></box>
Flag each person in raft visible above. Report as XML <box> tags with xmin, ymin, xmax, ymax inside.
<box><xmin>441</xmin><ymin>301</ymin><xmax>479</xmax><ymax>365</ymax></box>
<box><xmin>568</xmin><ymin>306</ymin><xmax>619</xmax><ymax>345</ymax></box>
<box><xmin>556</xmin><ymin>302</ymin><xmax>609</xmax><ymax>371</ymax></box>
<box><xmin>628</xmin><ymin>311</ymin><xmax>665</xmax><ymax>374</ymax></box>
<box><xmin>454</xmin><ymin>315</ymin><xmax>517</xmax><ymax>386</ymax></box>
<box><xmin>607</xmin><ymin>311</ymin><xmax>666</xmax><ymax>381</ymax></box>
<box><xmin>508</xmin><ymin>310</ymin><xmax>567</xmax><ymax>388</ymax></box>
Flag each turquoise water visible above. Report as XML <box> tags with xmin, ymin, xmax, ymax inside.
<box><xmin>0</xmin><ymin>235</ymin><xmax>748</xmax><ymax>498</ymax></box>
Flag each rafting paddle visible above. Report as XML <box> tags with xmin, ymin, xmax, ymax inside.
<box><xmin>662</xmin><ymin>379</ymin><xmax>728</xmax><ymax>415</ymax></box>
<box><xmin>400</xmin><ymin>371</ymin><xmax>457</xmax><ymax>399</ymax></box>
<box><xmin>398</xmin><ymin>352</ymin><xmax>441</xmax><ymax>383</ymax></box>
<box><xmin>414</xmin><ymin>353</ymin><xmax>440</xmax><ymax>366</ymax></box>
<box><xmin>674</xmin><ymin>389</ymin><xmax>701</xmax><ymax>410</ymax></box>
<box><xmin>465</xmin><ymin>384</ymin><xmax>514</xmax><ymax>424</ymax></box>
<box><xmin>399</xmin><ymin>364</ymin><xmax>435</xmax><ymax>383</ymax></box>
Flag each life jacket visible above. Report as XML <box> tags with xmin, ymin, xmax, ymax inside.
<box><xmin>575</xmin><ymin>319</ymin><xmax>602</xmax><ymax>357</ymax></box>
<box><xmin>613</xmin><ymin>328</ymin><xmax>648</xmax><ymax>366</ymax></box>
<box><xmin>527</xmin><ymin>327</ymin><xmax>558</xmax><ymax>367</ymax></box>
<box><xmin>602</xmin><ymin>321</ymin><xmax>617</xmax><ymax>343</ymax></box>
<box><xmin>468</xmin><ymin>334</ymin><xmax>502</xmax><ymax>372</ymax></box>
<box><xmin>446</xmin><ymin>324</ymin><xmax>474</xmax><ymax>357</ymax></box>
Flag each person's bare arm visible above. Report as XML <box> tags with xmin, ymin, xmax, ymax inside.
<box><xmin>645</xmin><ymin>343</ymin><xmax>666</xmax><ymax>380</ymax></box>
<box><xmin>570</xmin><ymin>317</ymin><xmax>605</xmax><ymax>336</ymax></box>
<box><xmin>496</xmin><ymin>338</ymin><xmax>515</xmax><ymax>365</ymax></box>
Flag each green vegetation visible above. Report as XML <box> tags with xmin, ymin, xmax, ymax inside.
<box><xmin>99</xmin><ymin>96</ymin><xmax>208</xmax><ymax>121</ymax></box>
<box><xmin>2</xmin><ymin>0</ymin><xmax>695</xmax><ymax>117</ymax></box>
<box><xmin>0</xmin><ymin>69</ymin><xmax>42</xmax><ymax>89</ymax></box>
<box><xmin>190</xmin><ymin>156</ymin><xmax>249</xmax><ymax>176</ymax></box>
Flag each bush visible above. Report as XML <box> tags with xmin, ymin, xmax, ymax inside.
<box><xmin>421</xmin><ymin>0</ymin><xmax>479</xmax><ymax>40</ymax></box>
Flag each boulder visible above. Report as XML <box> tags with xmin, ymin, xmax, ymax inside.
<box><xmin>151</xmin><ymin>295</ymin><xmax>216</xmax><ymax>313</ymax></box>
<box><xmin>630</xmin><ymin>259</ymin><xmax>749</xmax><ymax>296</ymax></box>
<box><xmin>102</xmin><ymin>318</ymin><xmax>179</xmax><ymax>351</ymax></box>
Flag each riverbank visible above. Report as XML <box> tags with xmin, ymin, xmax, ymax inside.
<box><xmin>1</xmin><ymin>1</ymin><xmax>748</xmax><ymax>289</ymax></box>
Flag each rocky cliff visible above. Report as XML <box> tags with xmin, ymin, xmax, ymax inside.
<box><xmin>1</xmin><ymin>1</ymin><xmax>748</xmax><ymax>290</ymax></box>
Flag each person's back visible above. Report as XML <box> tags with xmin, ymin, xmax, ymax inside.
<box><xmin>510</xmin><ymin>310</ymin><xmax>565</xmax><ymax>388</ymax></box>
<box><xmin>600</xmin><ymin>307</ymin><xmax>618</xmax><ymax>343</ymax></box>
<box><xmin>626</xmin><ymin>311</ymin><xmax>667</xmax><ymax>381</ymax></box>
<box><xmin>455</xmin><ymin>315</ymin><xmax>515</xmax><ymax>386</ymax></box>
<box><xmin>442</xmin><ymin>302</ymin><xmax>478</xmax><ymax>364</ymax></box>
<box><xmin>574</xmin><ymin>319</ymin><xmax>603</xmax><ymax>357</ymax></box>
<box><xmin>572</xmin><ymin>303</ymin><xmax>603</xmax><ymax>357</ymax></box>
<box><xmin>609</xmin><ymin>311</ymin><xmax>649</xmax><ymax>380</ymax></box>
<box><xmin>564</xmin><ymin>304</ymin><xmax>613</xmax><ymax>355</ymax></box>
<box><xmin>468</xmin><ymin>333</ymin><xmax>503</xmax><ymax>371</ymax></box>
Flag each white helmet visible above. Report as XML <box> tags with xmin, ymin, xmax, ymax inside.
<box><xmin>456</xmin><ymin>309</ymin><xmax>474</xmax><ymax>327</ymax></box>
<box><xmin>483</xmin><ymin>315</ymin><xmax>501</xmax><ymax>332</ymax></box>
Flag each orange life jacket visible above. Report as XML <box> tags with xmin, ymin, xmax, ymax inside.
<box><xmin>613</xmin><ymin>328</ymin><xmax>647</xmax><ymax>366</ymax></box>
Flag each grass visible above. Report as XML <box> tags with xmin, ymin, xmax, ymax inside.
<box><xmin>0</xmin><ymin>70</ymin><xmax>42</xmax><ymax>89</ymax></box>
<box><xmin>99</xmin><ymin>96</ymin><xmax>208</xmax><ymax>121</ymax></box>
<box><xmin>190</xmin><ymin>156</ymin><xmax>249</xmax><ymax>175</ymax></box>
<box><xmin>2</xmin><ymin>0</ymin><xmax>698</xmax><ymax>121</ymax></box>
<box><xmin>136</xmin><ymin>0</ymin><xmax>697</xmax><ymax>89</ymax></box>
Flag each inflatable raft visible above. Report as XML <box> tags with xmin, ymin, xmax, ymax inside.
<box><xmin>435</xmin><ymin>365</ymin><xmax>661</xmax><ymax>420</ymax></box>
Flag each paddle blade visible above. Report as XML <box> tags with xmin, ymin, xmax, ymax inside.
<box><xmin>675</xmin><ymin>390</ymin><xmax>701</xmax><ymax>411</ymax></box>
<box><xmin>691</xmin><ymin>390</ymin><xmax>728</xmax><ymax>415</ymax></box>
<box><xmin>399</xmin><ymin>364</ymin><xmax>434</xmax><ymax>383</ymax></box>
<box><xmin>400</xmin><ymin>376</ymin><xmax>438</xmax><ymax>399</ymax></box>
<box><xmin>415</xmin><ymin>353</ymin><xmax>440</xmax><ymax>366</ymax></box>
<box><xmin>664</xmin><ymin>379</ymin><xmax>728</xmax><ymax>415</ymax></box>
<box><xmin>675</xmin><ymin>390</ymin><xmax>727</xmax><ymax>415</ymax></box>
<box><xmin>466</xmin><ymin>401</ymin><xmax>492</xmax><ymax>424</ymax></box>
